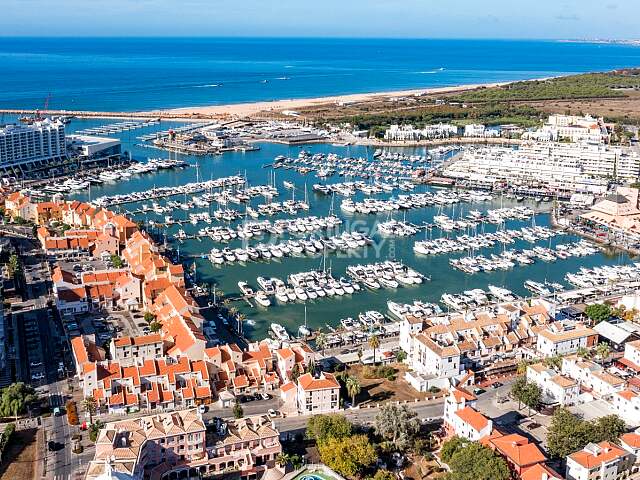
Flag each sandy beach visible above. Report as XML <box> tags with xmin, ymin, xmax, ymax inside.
<box><xmin>153</xmin><ymin>81</ymin><xmax>510</xmax><ymax>118</ymax></box>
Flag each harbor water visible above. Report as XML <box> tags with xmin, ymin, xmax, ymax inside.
<box><xmin>46</xmin><ymin>116</ymin><xmax>636</xmax><ymax>341</ymax></box>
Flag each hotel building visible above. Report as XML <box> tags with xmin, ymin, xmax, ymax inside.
<box><xmin>0</xmin><ymin>119</ymin><xmax>66</xmax><ymax>177</ymax></box>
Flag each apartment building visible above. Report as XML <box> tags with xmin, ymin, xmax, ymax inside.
<box><xmin>536</xmin><ymin>322</ymin><xmax>598</xmax><ymax>358</ymax></box>
<box><xmin>444</xmin><ymin>142</ymin><xmax>639</xmax><ymax>192</ymax></box>
<box><xmin>443</xmin><ymin>386</ymin><xmax>489</xmax><ymax>439</ymax></box>
<box><xmin>111</xmin><ymin>334</ymin><xmax>164</xmax><ymax>367</ymax></box>
<box><xmin>566</xmin><ymin>442</ymin><xmax>633</xmax><ymax>480</ymax></box>
<box><xmin>204</xmin><ymin>342</ymin><xmax>279</xmax><ymax>396</ymax></box>
<box><xmin>384</xmin><ymin>123</ymin><xmax>458</xmax><ymax>141</ymax></box>
<box><xmin>86</xmin><ymin>408</ymin><xmax>207</xmax><ymax>480</ymax></box>
<box><xmin>206</xmin><ymin>415</ymin><xmax>282</xmax><ymax>479</ymax></box>
<box><xmin>296</xmin><ymin>372</ymin><xmax>340</xmax><ymax>414</ymax></box>
<box><xmin>526</xmin><ymin>363</ymin><xmax>579</xmax><ymax>406</ymax></box>
<box><xmin>0</xmin><ymin>119</ymin><xmax>66</xmax><ymax>177</ymax></box>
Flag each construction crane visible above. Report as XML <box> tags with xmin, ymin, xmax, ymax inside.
<box><xmin>34</xmin><ymin>92</ymin><xmax>52</xmax><ymax>122</ymax></box>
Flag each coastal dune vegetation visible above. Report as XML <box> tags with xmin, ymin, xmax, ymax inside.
<box><xmin>300</xmin><ymin>69</ymin><xmax>640</xmax><ymax>134</ymax></box>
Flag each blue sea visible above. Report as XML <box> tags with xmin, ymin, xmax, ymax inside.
<box><xmin>1</xmin><ymin>37</ymin><xmax>640</xmax><ymax>112</ymax></box>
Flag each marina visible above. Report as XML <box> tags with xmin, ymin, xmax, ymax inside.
<box><xmin>14</xmin><ymin>114</ymin><xmax>633</xmax><ymax>341</ymax></box>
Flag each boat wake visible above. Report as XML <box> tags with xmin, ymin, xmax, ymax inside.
<box><xmin>194</xmin><ymin>83</ymin><xmax>221</xmax><ymax>88</ymax></box>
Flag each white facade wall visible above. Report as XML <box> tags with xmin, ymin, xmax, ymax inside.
<box><xmin>0</xmin><ymin>120</ymin><xmax>66</xmax><ymax>168</ymax></box>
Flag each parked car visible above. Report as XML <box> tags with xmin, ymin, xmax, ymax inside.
<box><xmin>268</xmin><ymin>409</ymin><xmax>278</xmax><ymax>418</ymax></box>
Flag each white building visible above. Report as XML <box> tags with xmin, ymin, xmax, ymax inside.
<box><xmin>620</xmin><ymin>431</ymin><xmax>640</xmax><ymax>474</ymax></box>
<box><xmin>384</xmin><ymin>123</ymin><xmax>458</xmax><ymax>141</ymax></box>
<box><xmin>561</xmin><ymin>356</ymin><xmax>626</xmax><ymax>399</ymax></box>
<box><xmin>526</xmin><ymin>363</ymin><xmax>579</xmax><ymax>406</ymax></box>
<box><xmin>444</xmin><ymin>142</ymin><xmax>640</xmax><ymax>191</ymax></box>
<box><xmin>464</xmin><ymin>124</ymin><xmax>499</xmax><ymax>138</ymax></box>
<box><xmin>296</xmin><ymin>372</ymin><xmax>340</xmax><ymax>414</ymax></box>
<box><xmin>566</xmin><ymin>442</ymin><xmax>633</xmax><ymax>480</ymax></box>
<box><xmin>442</xmin><ymin>386</ymin><xmax>492</xmax><ymax>441</ymax></box>
<box><xmin>536</xmin><ymin>322</ymin><xmax>598</xmax><ymax>358</ymax></box>
<box><xmin>612</xmin><ymin>390</ymin><xmax>640</xmax><ymax>425</ymax></box>
<box><xmin>0</xmin><ymin>119</ymin><xmax>66</xmax><ymax>176</ymax></box>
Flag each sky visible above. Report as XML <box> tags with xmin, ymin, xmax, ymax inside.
<box><xmin>0</xmin><ymin>0</ymin><xmax>636</xmax><ymax>39</ymax></box>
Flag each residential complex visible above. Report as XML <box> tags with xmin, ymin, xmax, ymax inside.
<box><xmin>443</xmin><ymin>142</ymin><xmax>640</xmax><ymax>193</ymax></box>
<box><xmin>85</xmin><ymin>409</ymin><xmax>282</xmax><ymax>480</ymax></box>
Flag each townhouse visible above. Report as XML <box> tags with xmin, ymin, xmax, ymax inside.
<box><xmin>561</xmin><ymin>356</ymin><xmax>626</xmax><ymax>399</ymax></box>
<box><xmin>111</xmin><ymin>334</ymin><xmax>164</xmax><ymax>367</ymax></box>
<box><xmin>81</xmin><ymin>355</ymin><xmax>213</xmax><ymax>414</ymax></box>
<box><xmin>536</xmin><ymin>321</ymin><xmax>598</xmax><ymax>358</ymax></box>
<box><xmin>526</xmin><ymin>363</ymin><xmax>579</xmax><ymax>406</ymax></box>
<box><xmin>566</xmin><ymin>442</ymin><xmax>634</xmax><ymax>480</ymax></box>
<box><xmin>204</xmin><ymin>342</ymin><xmax>279</xmax><ymax>397</ymax></box>
<box><xmin>296</xmin><ymin>372</ymin><xmax>340</xmax><ymax>414</ymax></box>
<box><xmin>275</xmin><ymin>344</ymin><xmax>314</xmax><ymax>381</ymax></box>
<box><xmin>402</xmin><ymin>303</ymin><xmax>549</xmax><ymax>391</ymax></box>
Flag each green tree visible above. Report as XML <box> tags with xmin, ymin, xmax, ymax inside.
<box><xmin>82</xmin><ymin>396</ymin><xmax>98</xmax><ymax>425</ymax></box>
<box><xmin>149</xmin><ymin>321</ymin><xmax>162</xmax><ymax>333</ymax></box>
<box><xmin>585</xmin><ymin>303</ymin><xmax>611</xmax><ymax>324</ymax></box>
<box><xmin>0</xmin><ymin>383</ymin><xmax>37</xmax><ymax>418</ymax></box>
<box><xmin>511</xmin><ymin>379</ymin><xmax>541</xmax><ymax>415</ymax></box>
<box><xmin>516</xmin><ymin>360</ymin><xmax>531</xmax><ymax>375</ymax></box>
<box><xmin>547</xmin><ymin>408</ymin><xmax>601</xmax><ymax>458</ymax></box>
<box><xmin>317</xmin><ymin>434</ymin><xmax>376</xmax><ymax>478</ymax></box>
<box><xmin>369</xmin><ymin>335</ymin><xmax>380</xmax><ymax>365</ymax></box>
<box><xmin>595</xmin><ymin>342</ymin><xmax>611</xmax><ymax>364</ymax></box>
<box><xmin>315</xmin><ymin>332</ymin><xmax>327</xmax><ymax>355</ymax></box>
<box><xmin>511</xmin><ymin>377</ymin><xmax>527</xmax><ymax>409</ymax></box>
<box><xmin>543</xmin><ymin>355</ymin><xmax>563</xmax><ymax>370</ymax></box>
<box><xmin>576</xmin><ymin>347</ymin><xmax>591</xmax><ymax>359</ymax></box>
<box><xmin>7</xmin><ymin>254</ymin><xmax>21</xmax><ymax>279</ymax></box>
<box><xmin>593</xmin><ymin>415</ymin><xmax>626</xmax><ymax>443</ymax></box>
<box><xmin>110</xmin><ymin>254</ymin><xmax>124</xmax><ymax>268</ymax></box>
<box><xmin>440</xmin><ymin>436</ymin><xmax>470</xmax><ymax>464</ymax></box>
<box><xmin>373</xmin><ymin>470</ymin><xmax>396</xmax><ymax>480</ymax></box>
<box><xmin>374</xmin><ymin>404</ymin><xmax>421</xmax><ymax>452</ymax></box>
<box><xmin>233</xmin><ymin>401</ymin><xmax>243</xmax><ymax>419</ymax></box>
<box><xmin>345</xmin><ymin>376</ymin><xmax>361</xmax><ymax>407</ymax></box>
<box><xmin>143</xmin><ymin>311</ymin><xmax>155</xmax><ymax>324</ymax></box>
<box><xmin>290</xmin><ymin>363</ymin><xmax>302</xmax><ymax>384</ymax></box>
<box><xmin>395</xmin><ymin>350</ymin><xmax>407</xmax><ymax>363</ymax></box>
<box><xmin>89</xmin><ymin>420</ymin><xmax>105</xmax><ymax>442</ymax></box>
<box><xmin>445</xmin><ymin>441</ymin><xmax>510</xmax><ymax>480</ymax></box>
<box><xmin>306</xmin><ymin>414</ymin><xmax>352</xmax><ymax>443</ymax></box>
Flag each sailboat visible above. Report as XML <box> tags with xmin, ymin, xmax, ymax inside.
<box><xmin>298</xmin><ymin>305</ymin><xmax>311</xmax><ymax>337</ymax></box>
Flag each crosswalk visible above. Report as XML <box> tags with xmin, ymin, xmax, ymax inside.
<box><xmin>49</xmin><ymin>392</ymin><xmax>64</xmax><ymax>408</ymax></box>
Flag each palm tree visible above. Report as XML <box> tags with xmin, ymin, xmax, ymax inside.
<box><xmin>236</xmin><ymin>313</ymin><xmax>246</xmax><ymax>335</ymax></box>
<box><xmin>576</xmin><ymin>347</ymin><xmax>590</xmax><ymax>359</ymax></box>
<box><xmin>368</xmin><ymin>334</ymin><xmax>380</xmax><ymax>365</ymax></box>
<box><xmin>83</xmin><ymin>396</ymin><xmax>98</xmax><ymax>425</ymax></box>
<box><xmin>315</xmin><ymin>332</ymin><xmax>327</xmax><ymax>355</ymax></box>
<box><xmin>276</xmin><ymin>453</ymin><xmax>291</xmax><ymax>468</ymax></box>
<box><xmin>595</xmin><ymin>342</ymin><xmax>611</xmax><ymax>365</ymax></box>
<box><xmin>228</xmin><ymin>306</ymin><xmax>239</xmax><ymax>318</ymax></box>
<box><xmin>516</xmin><ymin>360</ymin><xmax>530</xmax><ymax>375</ymax></box>
<box><xmin>345</xmin><ymin>375</ymin><xmax>361</xmax><ymax>407</ymax></box>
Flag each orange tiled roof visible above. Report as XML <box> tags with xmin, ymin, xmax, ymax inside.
<box><xmin>454</xmin><ymin>406</ymin><xmax>489</xmax><ymax>433</ymax></box>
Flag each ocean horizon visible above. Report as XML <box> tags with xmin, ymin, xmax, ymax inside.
<box><xmin>1</xmin><ymin>37</ymin><xmax>639</xmax><ymax>112</ymax></box>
